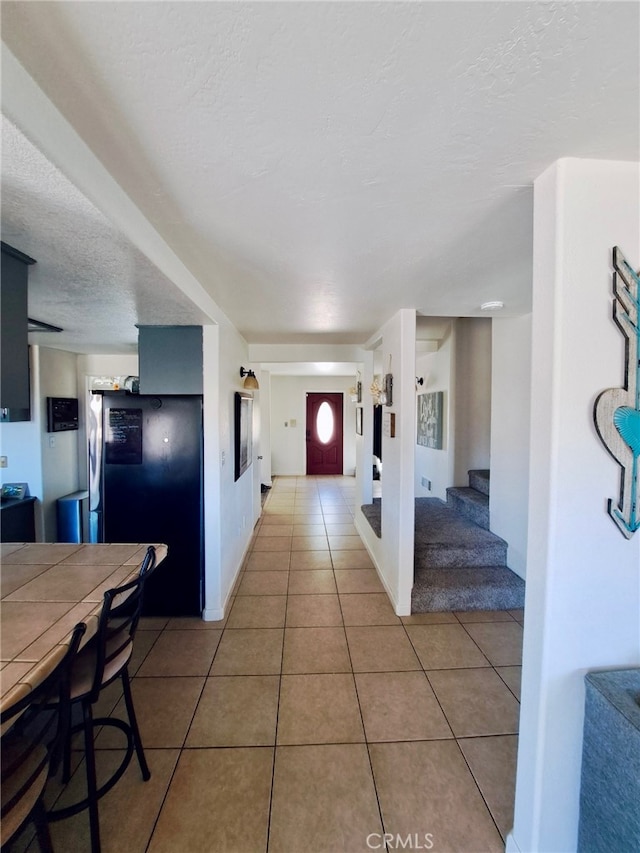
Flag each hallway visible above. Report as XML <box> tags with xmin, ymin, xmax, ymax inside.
<box><xmin>42</xmin><ymin>475</ymin><xmax>523</xmax><ymax>852</ymax></box>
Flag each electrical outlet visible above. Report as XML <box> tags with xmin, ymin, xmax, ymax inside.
<box><xmin>48</xmin><ymin>436</ymin><xmax>56</xmax><ymax>448</ymax></box>
<box><xmin>421</xmin><ymin>477</ymin><xmax>432</xmax><ymax>490</ymax></box>
<box><xmin>0</xmin><ymin>456</ymin><xmax>7</xmax><ymax>468</ymax></box>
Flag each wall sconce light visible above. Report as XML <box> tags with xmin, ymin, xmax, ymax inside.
<box><xmin>240</xmin><ymin>367</ymin><xmax>259</xmax><ymax>390</ymax></box>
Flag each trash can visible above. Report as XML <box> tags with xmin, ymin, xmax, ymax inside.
<box><xmin>57</xmin><ymin>490</ymin><xmax>89</xmax><ymax>543</ymax></box>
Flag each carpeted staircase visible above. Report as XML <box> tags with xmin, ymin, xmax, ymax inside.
<box><xmin>411</xmin><ymin>470</ymin><xmax>526</xmax><ymax>612</ymax></box>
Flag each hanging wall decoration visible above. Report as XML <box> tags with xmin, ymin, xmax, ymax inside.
<box><xmin>384</xmin><ymin>354</ymin><xmax>393</xmax><ymax>407</ymax></box>
<box><xmin>349</xmin><ymin>372</ymin><xmax>362</xmax><ymax>403</ymax></box>
<box><xmin>371</xmin><ymin>375</ymin><xmax>385</xmax><ymax>406</ymax></box>
<box><xmin>593</xmin><ymin>246</ymin><xmax>640</xmax><ymax>539</ymax></box>
<box><xmin>417</xmin><ymin>392</ymin><xmax>444</xmax><ymax>449</ymax></box>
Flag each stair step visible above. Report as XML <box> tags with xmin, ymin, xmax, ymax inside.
<box><xmin>415</xmin><ymin>540</ymin><xmax>507</xmax><ymax>569</ymax></box>
<box><xmin>446</xmin><ymin>487</ymin><xmax>490</xmax><ymax>530</ymax></box>
<box><xmin>412</xmin><ymin>566</ymin><xmax>525</xmax><ymax>612</ymax></box>
<box><xmin>468</xmin><ymin>469</ymin><xmax>490</xmax><ymax>496</ymax></box>
<box><xmin>414</xmin><ymin>498</ymin><xmax>506</xmax><ymax>569</ymax></box>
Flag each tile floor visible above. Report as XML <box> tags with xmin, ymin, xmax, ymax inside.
<box><xmin>23</xmin><ymin>476</ymin><xmax>523</xmax><ymax>852</ymax></box>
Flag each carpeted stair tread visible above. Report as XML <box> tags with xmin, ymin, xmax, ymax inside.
<box><xmin>412</xmin><ymin>566</ymin><xmax>525</xmax><ymax>612</ymax></box>
<box><xmin>414</xmin><ymin>498</ymin><xmax>504</xmax><ymax>547</ymax></box>
<box><xmin>361</xmin><ymin>492</ymin><xmax>525</xmax><ymax>611</ymax></box>
<box><xmin>414</xmin><ymin>499</ymin><xmax>506</xmax><ymax>569</ymax></box>
<box><xmin>446</xmin><ymin>487</ymin><xmax>490</xmax><ymax>530</ymax></box>
<box><xmin>446</xmin><ymin>487</ymin><xmax>489</xmax><ymax>509</ymax></box>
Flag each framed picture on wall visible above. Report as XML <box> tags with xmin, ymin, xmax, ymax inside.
<box><xmin>234</xmin><ymin>391</ymin><xmax>253</xmax><ymax>481</ymax></box>
<box><xmin>417</xmin><ymin>391</ymin><xmax>443</xmax><ymax>449</ymax></box>
<box><xmin>356</xmin><ymin>406</ymin><xmax>363</xmax><ymax>435</ymax></box>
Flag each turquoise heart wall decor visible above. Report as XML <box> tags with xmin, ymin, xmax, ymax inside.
<box><xmin>613</xmin><ymin>406</ymin><xmax>640</xmax><ymax>458</ymax></box>
<box><xmin>593</xmin><ymin>247</ymin><xmax>639</xmax><ymax>538</ymax></box>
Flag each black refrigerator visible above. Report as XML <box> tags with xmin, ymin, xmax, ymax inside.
<box><xmin>88</xmin><ymin>391</ymin><xmax>204</xmax><ymax>616</ymax></box>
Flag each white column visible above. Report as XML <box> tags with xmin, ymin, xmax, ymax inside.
<box><xmin>508</xmin><ymin>159</ymin><xmax>640</xmax><ymax>852</ymax></box>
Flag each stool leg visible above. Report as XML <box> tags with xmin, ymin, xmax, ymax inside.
<box><xmin>121</xmin><ymin>668</ymin><xmax>150</xmax><ymax>781</ymax></box>
<box><xmin>61</xmin><ymin>705</ymin><xmax>73</xmax><ymax>784</ymax></box>
<box><xmin>82</xmin><ymin>701</ymin><xmax>101</xmax><ymax>853</ymax></box>
<box><xmin>33</xmin><ymin>799</ymin><xmax>54</xmax><ymax>853</ymax></box>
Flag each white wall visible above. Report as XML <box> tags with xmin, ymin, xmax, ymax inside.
<box><xmin>414</xmin><ymin>324</ymin><xmax>455</xmax><ymax>500</ymax></box>
<box><xmin>413</xmin><ymin>318</ymin><xmax>491</xmax><ymax>501</ymax></box>
<box><xmin>205</xmin><ymin>321</ymin><xmax>260</xmax><ymax>620</ymax></box>
<box><xmin>258</xmin><ymin>369</ymin><xmax>272</xmax><ymax>487</ymax></box>
<box><xmin>453</xmin><ymin>317</ymin><xmax>492</xmax><ymax>485</ymax></box>
<box><xmin>509</xmin><ymin>159</ymin><xmax>640</xmax><ymax>853</ymax></box>
<box><xmin>38</xmin><ymin>347</ymin><xmax>80</xmax><ymax>539</ymax></box>
<box><xmin>356</xmin><ymin>309</ymin><xmax>416</xmax><ymax>615</ymax></box>
<box><xmin>270</xmin><ymin>375</ymin><xmax>356</xmax><ymax>476</ymax></box>
<box><xmin>201</xmin><ymin>324</ymin><xmax>222</xmax><ymax>621</ymax></box>
<box><xmin>0</xmin><ymin>345</ymin><xmax>82</xmax><ymax>540</ymax></box>
<box><xmin>355</xmin><ymin>351</ymin><xmax>374</xmax><ymax>507</ymax></box>
<box><xmin>490</xmin><ymin>315</ymin><xmax>532</xmax><ymax>578</ymax></box>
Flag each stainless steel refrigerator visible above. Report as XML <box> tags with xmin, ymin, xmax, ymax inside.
<box><xmin>88</xmin><ymin>391</ymin><xmax>204</xmax><ymax>616</ymax></box>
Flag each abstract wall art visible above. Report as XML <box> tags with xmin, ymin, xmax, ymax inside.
<box><xmin>417</xmin><ymin>391</ymin><xmax>443</xmax><ymax>450</ymax></box>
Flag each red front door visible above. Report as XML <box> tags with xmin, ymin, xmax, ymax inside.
<box><xmin>306</xmin><ymin>393</ymin><xmax>344</xmax><ymax>475</ymax></box>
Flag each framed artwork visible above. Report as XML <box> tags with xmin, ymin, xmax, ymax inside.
<box><xmin>417</xmin><ymin>391</ymin><xmax>443</xmax><ymax>449</ymax></box>
<box><xmin>234</xmin><ymin>391</ymin><xmax>253</xmax><ymax>481</ymax></box>
<box><xmin>356</xmin><ymin>406</ymin><xmax>363</xmax><ymax>435</ymax></box>
<box><xmin>383</xmin><ymin>411</ymin><xmax>396</xmax><ymax>438</ymax></box>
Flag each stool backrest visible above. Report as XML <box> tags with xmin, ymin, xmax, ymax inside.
<box><xmin>88</xmin><ymin>545</ymin><xmax>156</xmax><ymax>701</ymax></box>
<box><xmin>1</xmin><ymin>623</ymin><xmax>86</xmax><ymax>831</ymax></box>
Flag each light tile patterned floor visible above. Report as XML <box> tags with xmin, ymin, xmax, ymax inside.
<box><xmin>21</xmin><ymin>476</ymin><xmax>523</xmax><ymax>852</ymax></box>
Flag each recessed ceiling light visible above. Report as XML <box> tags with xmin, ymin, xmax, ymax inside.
<box><xmin>480</xmin><ymin>301</ymin><xmax>504</xmax><ymax>312</ymax></box>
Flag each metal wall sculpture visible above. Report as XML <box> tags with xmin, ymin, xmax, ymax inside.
<box><xmin>593</xmin><ymin>246</ymin><xmax>640</xmax><ymax>539</ymax></box>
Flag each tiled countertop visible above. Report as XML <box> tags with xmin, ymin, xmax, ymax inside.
<box><xmin>0</xmin><ymin>542</ymin><xmax>168</xmax><ymax>704</ymax></box>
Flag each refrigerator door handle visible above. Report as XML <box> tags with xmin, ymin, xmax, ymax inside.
<box><xmin>87</xmin><ymin>392</ymin><xmax>104</xmax><ymax>542</ymax></box>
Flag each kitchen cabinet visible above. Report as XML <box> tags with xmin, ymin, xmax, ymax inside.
<box><xmin>138</xmin><ymin>325</ymin><xmax>203</xmax><ymax>395</ymax></box>
<box><xmin>1</xmin><ymin>242</ymin><xmax>36</xmax><ymax>421</ymax></box>
<box><xmin>0</xmin><ymin>497</ymin><xmax>36</xmax><ymax>542</ymax></box>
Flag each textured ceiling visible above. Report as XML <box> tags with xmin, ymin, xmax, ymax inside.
<box><xmin>1</xmin><ymin>119</ymin><xmax>211</xmax><ymax>354</ymax></box>
<box><xmin>1</xmin><ymin>1</ymin><xmax>638</xmax><ymax>352</ymax></box>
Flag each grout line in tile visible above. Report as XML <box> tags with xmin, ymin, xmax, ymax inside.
<box><xmin>453</xmin><ymin>736</ymin><xmax>508</xmax><ymax>841</ymax></box>
<box><xmin>128</xmin><ymin>476</ymin><xmax>522</xmax><ymax>852</ymax></box>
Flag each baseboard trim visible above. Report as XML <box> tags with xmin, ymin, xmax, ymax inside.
<box><xmin>202</xmin><ymin>607</ymin><xmax>224</xmax><ymax>621</ymax></box>
<box><xmin>354</xmin><ymin>514</ymin><xmax>411</xmax><ymax>616</ymax></box>
<box><xmin>505</xmin><ymin>831</ymin><xmax>521</xmax><ymax>852</ymax></box>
